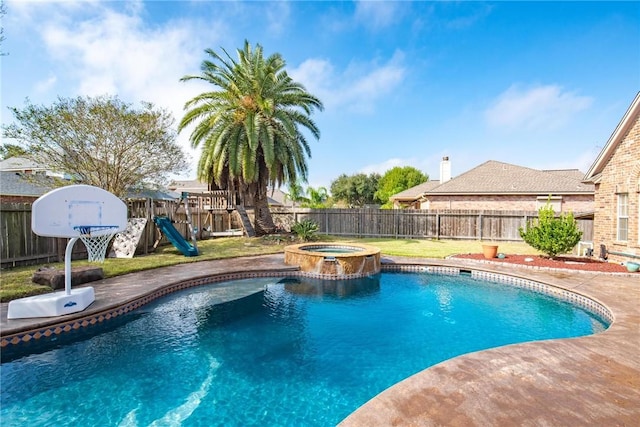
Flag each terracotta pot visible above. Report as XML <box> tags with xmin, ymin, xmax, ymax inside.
<box><xmin>482</xmin><ymin>244</ymin><xmax>499</xmax><ymax>259</ymax></box>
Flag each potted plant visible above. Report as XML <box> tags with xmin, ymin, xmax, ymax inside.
<box><xmin>482</xmin><ymin>243</ymin><xmax>499</xmax><ymax>259</ymax></box>
<box><xmin>625</xmin><ymin>261</ymin><xmax>640</xmax><ymax>273</ymax></box>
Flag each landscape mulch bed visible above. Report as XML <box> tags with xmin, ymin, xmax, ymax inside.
<box><xmin>452</xmin><ymin>253</ymin><xmax>630</xmax><ymax>273</ymax></box>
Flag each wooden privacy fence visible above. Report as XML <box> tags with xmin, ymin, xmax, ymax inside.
<box><xmin>273</xmin><ymin>208</ymin><xmax>594</xmax><ymax>242</ymax></box>
<box><xmin>2</xmin><ymin>202</ymin><xmax>593</xmax><ymax>269</ymax></box>
<box><xmin>1</xmin><ymin>198</ymin><xmax>239</xmax><ymax>269</ymax></box>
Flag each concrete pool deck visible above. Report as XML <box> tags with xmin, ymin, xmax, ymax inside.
<box><xmin>1</xmin><ymin>254</ymin><xmax>639</xmax><ymax>425</ymax></box>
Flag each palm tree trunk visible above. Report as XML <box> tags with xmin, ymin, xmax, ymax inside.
<box><xmin>247</xmin><ymin>182</ymin><xmax>276</xmax><ymax>235</ymax></box>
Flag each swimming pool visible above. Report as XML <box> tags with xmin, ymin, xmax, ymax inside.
<box><xmin>1</xmin><ymin>272</ymin><xmax>607</xmax><ymax>426</ymax></box>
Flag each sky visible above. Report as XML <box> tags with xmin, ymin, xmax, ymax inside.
<box><xmin>1</xmin><ymin>1</ymin><xmax>639</xmax><ymax>192</ymax></box>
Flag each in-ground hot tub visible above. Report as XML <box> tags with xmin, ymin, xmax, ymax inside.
<box><xmin>284</xmin><ymin>242</ymin><xmax>381</xmax><ymax>279</ymax></box>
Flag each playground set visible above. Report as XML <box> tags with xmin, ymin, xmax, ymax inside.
<box><xmin>152</xmin><ymin>191</ymin><xmax>254</xmax><ymax>257</ymax></box>
<box><xmin>7</xmin><ymin>186</ymin><xmax>253</xmax><ymax>319</ymax></box>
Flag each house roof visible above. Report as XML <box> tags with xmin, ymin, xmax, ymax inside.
<box><xmin>168</xmin><ymin>179</ymin><xmax>209</xmax><ymax>194</ymax></box>
<box><xmin>0</xmin><ymin>172</ymin><xmax>54</xmax><ymax>197</ymax></box>
<box><xmin>389</xmin><ymin>180</ymin><xmax>441</xmax><ymax>201</ymax></box>
<box><xmin>1</xmin><ymin>172</ymin><xmax>179</xmax><ymax>200</ymax></box>
<box><xmin>126</xmin><ymin>189</ymin><xmax>179</xmax><ymax>201</ymax></box>
<box><xmin>0</xmin><ymin>157</ymin><xmax>44</xmax><ymax>172</ymax></box>
<box><xmin>424</xmin><ymin>160</ymin><xmax>593</xmax><ymax>196</ymax></box>
<box><xmin>267</xmin><ymin>188</ymin><xmax>289</xmax><ymax>206</ymax></box>
<box><xmin>584</xmin><ymin>92</ymin><xmax>640</xmax><ymax>183</ymax></box>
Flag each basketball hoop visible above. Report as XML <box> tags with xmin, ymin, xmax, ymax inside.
<box><xmin>74</xmin><ymin>225</ymin><xmax>119</xmax><ymax>263</ymax></box>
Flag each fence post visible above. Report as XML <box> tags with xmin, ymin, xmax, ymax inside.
<box><xmin>325</xmin><ymin>210</ymin><xmax>328</xmax><ymax>234</ymax></box>
<box><xmin>394</xmin><ymin>209</ymin><xmax>398</xmax><ymax>239</ymax></box>
<box><xmin>478</xmin><ymin>213</ymin><xmax>483</xmax><ymax>240</ymax></box>
<box><xmin>436</xmin><ymin>213</ymin><xmax>440</xmax><ymax>240</ymax></box>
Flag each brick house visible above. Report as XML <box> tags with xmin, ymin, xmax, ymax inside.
<box><xmin>389</xmin><ymin>180</ymin><xmax>441</xmax><ymax>209</ymax></box>
<box><xmin>0</xmin><ymin>171</ymin><xmax>51</xmax><ymax>203</ymax></box>
<box><xmin>392</xmin><ymin>160</ymin><xmax>594</xmax><ymax>214</ymax></box>
<box><xmin>584</xmin><ymin>92</ymin><xmax>640</xmax><ymax>264</ymax></box>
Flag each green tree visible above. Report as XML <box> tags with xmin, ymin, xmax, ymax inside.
<box><xmin>330</xmin><ymin>173</ymin><xmax>380</xmax><ymax>207</ymax></box>
<box><xmin>179</xmin><ymin>41</ymin><xmax>323</xmax><ymax>235</ymax></box>
<box><xmin>375</xmin><ymin>166</ymin><xmax>428</xmax><ymax>208</ymax></box>
<box><xmin>519</xmin><ymin>203</ymin><xmax>583</xmax><ymax>258</ymax></box>
<box><xmin>284</xmin><ymin>180</ymin><xmax>309</xmax><ymax>206</ymax></box>
<box><xmin>2</xmin><ymin>95</ymin><xmax>188</xmax><ymax>197</ymax></box>
<box><xmin>303</xmin><ymin>186</ymin><xmax>328</xmax><ymax>208</ymax></box>
<box><xmin>0</xmin><ymin>143</ymin><xmax>27</xmax><ymax>160</ymax></box>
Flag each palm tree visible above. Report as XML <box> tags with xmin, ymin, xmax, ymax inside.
<box><xmin>304</xmin><ymin>186</ymin><xmax>328</xmax><ymax>208</ymax></box>
<box><xmin>178</xmin><ymin>41</ymin><xmax>323</xmax><ymax>234</ymax></box>
<box><xmin>284</xmin><ymin>180</ymin><xmax>308</xmax><ymax>207</ymax></box>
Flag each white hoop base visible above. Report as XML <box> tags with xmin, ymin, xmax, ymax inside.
<box><xmin>7</xmin><ymin>287</ymin><xmax>95</xmax><ymax>319</ymax></box>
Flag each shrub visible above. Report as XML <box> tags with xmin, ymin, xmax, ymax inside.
<box><xmin>519</xmin><ymin>204</ymin><xmax>582</xmax><ymax>258</ymax></box>
<box><xmin>291</xmin><ymin>219</ymin><xmax>319</xmax><ymax>242</ymax></box>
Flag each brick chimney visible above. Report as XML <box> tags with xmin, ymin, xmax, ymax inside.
<box><xmin>440</xmin><ymin>156</ymin><xmax>451</xmax><ymax>182</ymax></box>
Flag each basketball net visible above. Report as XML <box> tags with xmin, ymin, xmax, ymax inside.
<box><xmin>75</xmin><ymin>226</ymin><xmax>119</xmax><ymax>263</ymax></box>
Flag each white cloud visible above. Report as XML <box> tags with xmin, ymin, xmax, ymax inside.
<box><xmin>484</xmin><ymin>84</ymin><xmax>593</xmax><ymax>131</ymax></box>
<box><xmin>359</xmin><ymin>157</ymin><xmax>422</xmax><ymax>176</ymax></box>
<box><xmin>354</xmin><ymin>1</ymin><xmax>403</xmax><ymax>30</ymax></box>
<box><xmin>266</xmin><ymin>1</ymin><xmax>290</xmax><ymax>36</ymax></box>
<box><xmin>290</xmin><ymin>52</ymin><xmax>406</xmax><ymax>114</ymax></box>
<box><xmin>531</xmin><ymin>146</ymin><xmax>602</xmax><ymax>173</ymax></box>
<box><xmin>27</xmin><ymin>3</ymin><xmax>221</xmax><ymax>177</ymax></box>
<box><xmin>34</xmin><ymin>75</ymin><xmax>57</xmax><ymax>94</ymax></box>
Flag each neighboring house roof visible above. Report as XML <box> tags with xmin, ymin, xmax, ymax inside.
<box><xmin>126</xmin><ymin>189</ymin><xmax>179</xmax><ymax>200</ymax></box>
<box><xmin>1</xmin><ymin>172</ymin><xmax>178</xmax><ymax>200</ymax></box>
<box><xmin>0</xmin><ymin>156</ymin><xmax>70</xmax><ymax>179</ymax></box>
<box><xmin>0</xmin><ymin>172</ymin><xmax>54</xmax><ymax>197</ymax></box>
<box><xmin>168</xmin><ymin>179</ymin><xmax>209</xmax><ymax>194</ymax></box>
<box><xmin>0</xmin><ymin>157</ymin><xmax>44</xmax><ymax>172</ymax></box>
<box><xmin>584</xmin><ymin>92</ymin><xmax>640</xmax><ymax>183</ymax></box>
<box><xmin>389</xmin><ymin>180</ymin><xmax>440</xmax><ymax>201</ymax></box>
<box><xmin>268</xmin><ymin>188</ymin><xmax>289</xmax><ymax>206</ymax></box>
<box><xmin>424</xmin><ymin>160</ymin><xmax>593</xmax><ymax>195</ymax></box>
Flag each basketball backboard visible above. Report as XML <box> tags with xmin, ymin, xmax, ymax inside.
<box><xmin>32</xmin><ymin>185</ymin><xmax>128</xmax><ymax>238</ymax></box>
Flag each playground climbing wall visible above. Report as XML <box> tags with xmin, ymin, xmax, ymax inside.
<box><xmin>109</xmin><ymin>218</ymin><xmax>148</xmax><ymax>258</ymax></box>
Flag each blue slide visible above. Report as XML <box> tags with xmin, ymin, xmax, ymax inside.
<box><xmin>153</xmin><ymin>216</ymin><xmax>199</xmax><ymax>257</ymax></box>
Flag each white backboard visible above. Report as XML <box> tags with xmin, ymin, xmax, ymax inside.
<box><xmin>32</xmin><ymin>185</ymin><xmax>128</xmax><ymax>237</ymax></box>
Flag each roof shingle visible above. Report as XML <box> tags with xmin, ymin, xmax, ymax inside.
<box><xmin>425</xmin><ymin>160</ymin><xmax>593</xmax><ymax>195</ymax></box>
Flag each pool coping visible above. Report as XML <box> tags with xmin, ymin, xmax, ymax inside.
<box><xmin>1</xmin><ymin>254</ymin><xmax>639</xmax><ymax>425</ymax></box>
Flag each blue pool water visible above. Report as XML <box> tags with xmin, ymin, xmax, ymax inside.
<box><xmin>1</xmin><ymin>272</ymin><xmax>607</xmax><ymax>426</ymax></box>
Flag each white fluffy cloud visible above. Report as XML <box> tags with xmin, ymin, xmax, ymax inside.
<box><xmin>354</xmin><ymin>0</ymin><xmax>404</xmax><ymax>29</ymax></box>
<box><xmin>359</xmin><ymin>156</ymin><xmax>431</xmax><ymax>176</ymax></box>
<box><xmin>22</xmin><ymin>2</ymin><xmax>221</xmax><ymax>176</ymax></box>
<box><xmin>484</xmin><ymin>84</ymin><xmax>593</xmax><ymax>131</ymax></box>
<box><xmin>41</xmin><ymin>8</ymin><xmax>206</xmax><ymax>112</ymax></box>
<box><xmin>290</xmin><ymin>52</ymin><xmax>406</xmax><ymax>114</ymax></box>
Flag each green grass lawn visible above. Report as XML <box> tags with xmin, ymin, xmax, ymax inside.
<box><xmin>0</xmin><ymin>236</ymin><xmax>539</xmax><ymax>302</ymax></box>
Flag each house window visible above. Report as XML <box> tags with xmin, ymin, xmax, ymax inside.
<box><xmin>617</xmin><ymin>193</ymin><xmax>628</xmax><ymax>241</ymax></box>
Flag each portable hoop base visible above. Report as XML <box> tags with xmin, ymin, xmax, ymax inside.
<box><xmin>7</xmin><ymin>237</ymin><xmax>97</xmax><ymax>319</ymax></box>
<box><xmin>7</xmin><ymin>287</ymin><xmax>95</xmax><ymax>319</ymax></box>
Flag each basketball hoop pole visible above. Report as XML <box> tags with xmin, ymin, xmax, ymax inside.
<box><xmin>65</xmin><ymin>238</ymin><xmax>80</xmax><ymax>296</ymax></box>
